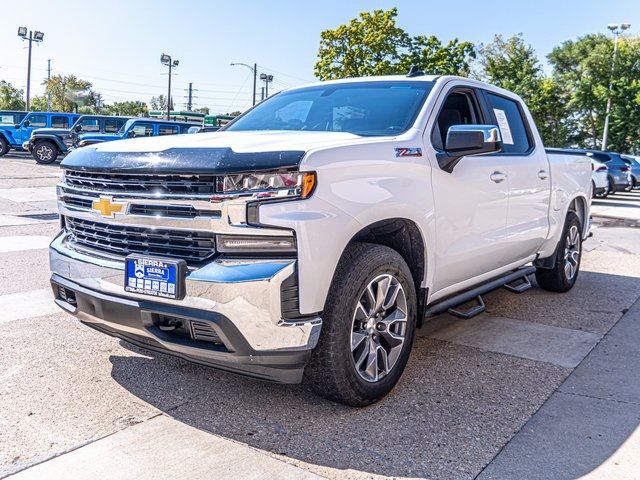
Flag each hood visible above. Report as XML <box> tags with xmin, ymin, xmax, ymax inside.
<box><xmin>78</xmin><ymin>132</ymin><xmax>121</xmax><ymax>141</ymax></box>
<box><xmin>33</xmin><ymin>128</ymin><xmax>72</xmax><ymax>136</ymax></box>
<box><xmin>61</xmin><ymin>130</ymin><xmax>369</xmax><ymax>174</ymax></box>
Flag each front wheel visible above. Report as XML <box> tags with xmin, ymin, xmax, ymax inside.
<box><xmin>33</xmin><ymin>141</ymin><xmax>59</xmax><ymax>164</ymax></box>
<box><xmin>0</xmin><ymin>137</ymin><xmax>8</xmax><ymax>157</ymax></box>
<box><xmin>535</xmin><ymin>211</ymin><xmax>582</xmax><ymax>293</ymax></box>
<box><xmin>304</xmin><ymin>243</ymin><xmax>417</xmax><ymax>407</ymax></box>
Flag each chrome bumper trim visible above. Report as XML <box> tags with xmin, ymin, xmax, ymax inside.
<box><xmin>50</xmin><ymin>232</ymin><xmax>321</xmax><ymax>352</ymax></box>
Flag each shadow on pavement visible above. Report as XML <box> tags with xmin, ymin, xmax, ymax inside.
<box><xmin>108</xmin><ymin>271</ymin><xmax>638</xmax><ymax>479</ymax></box>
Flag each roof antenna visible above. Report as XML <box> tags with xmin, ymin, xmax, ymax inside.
<box><xmin>406</xmin><ymin>65</ymin><xmax>425</xmax><ymax>78</ymax></box>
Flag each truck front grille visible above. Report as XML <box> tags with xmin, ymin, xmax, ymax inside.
<box><xmin>64</xmin><ymin>170</ymin><xmax>217</xmax><ymax>196</ymax></box>
<box><xmin>65</xmin><ymin>217</ymin><xmax>216</xmax><ymax>263</ymax></box>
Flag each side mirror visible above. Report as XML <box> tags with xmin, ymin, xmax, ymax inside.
<box><xmin>74</xmin><ymin>125</ymin><xmax>82</xmax><ymax>133</ymax></box>
<box><xmin>437</xmin><ymin>124</ymin><xmax>502</xmax><ymax>173</ymax></box>
<box><xmin>127</xmin><ymin>130</ymin><xmax>136</xmax><ymax>138</ymax></box>
<box><xmin>22</xmin><ymin>120</ymin><xmax>30</xmax><ymax>127</ymax></box>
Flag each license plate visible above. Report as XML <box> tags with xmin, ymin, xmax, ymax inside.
<box><xmin>124</xmin><ymin>255</ymin><xmax>186</xmax><ymax>299</ymax></box>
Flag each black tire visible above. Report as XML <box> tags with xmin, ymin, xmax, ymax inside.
<box><xmin>535</xmin><ymin>211</ymin><xmax>582</xmax><ymax>293</ymax></box>
<box><xmin>0</xmin><ymin>136</ymin><xmax>8</xmax><ymax>157</ymax></box>
<box><xmin>304</xmin><ymin>243</ymin><xmax>417</xmax><ymax>407</ymax></box>
<box><xmin>33</xmin><ymin>140</ymin><xmax>58</xmax><ymax>164</ymax></box>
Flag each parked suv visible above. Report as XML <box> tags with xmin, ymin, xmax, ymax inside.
<box><xmin>0</xmin><ymin>112</ymin><xmax>80</xmax><ymax>157</ymax></box>
<box><xmin>77</xmin><ymin>118</ymin><xmax>193</xmax><ymax>147</ymax></box>
<box><xmin>622</xmin><ymin>155</ymin><xmax>640</xmax><ymax>190</ymax></box>
<box><xmin>25</xmin><ymin>115</ymin><xmax>131</xmax><ymax>164</ymax></box>
<box><xmin>0</xmin><ymin>110</ymin><xmax>27</xmax><ymax>126</ymax></box>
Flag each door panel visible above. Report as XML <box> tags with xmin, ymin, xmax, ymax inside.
<box><xmin>429</xmin><ymin>155</ymin><xmax>510</xmax><ymax>292</ymax></box>
<box><xmin>482</xmin><ymin>91</ymin><xmax>550</xmax><ymax>262</ymax></box>
<box><xmin>426</xmin><ymin>85</ymin><xmax>510</xmax><ymax>293</ymax></box>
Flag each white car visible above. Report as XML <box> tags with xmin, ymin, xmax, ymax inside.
<box><xmin>50</xmin><ymin>74</ymin><xmax>591</xmax><ymax>406</ymax></box>
<box><xmin>591</xmin><ymin>158</ymin><xmax>609</xmax><ymax>197</ymax></box>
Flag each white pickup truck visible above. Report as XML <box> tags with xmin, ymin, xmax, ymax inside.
<box><xmin>50</xmin><ymin>74</ymin><xmax>591</xmax><ymax>406</ymax></box>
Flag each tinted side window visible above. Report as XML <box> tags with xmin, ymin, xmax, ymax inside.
<box><xmin>485</xmin><ymin>93</ymin><xmax>531</xmax><ymax>154</ymax></box>
<box><xmin>130</xmin><ymin>123</ymin><xmax>153</xmax><ymax>137</ymax></box>
<box><xmin>431</xmin><ymin>91</ymin><xmax>481</xmax><ymax>151</ymax></box>
<box><xmin>104</xmin><ymin>119</ymin><xmax>125</xmax><ymax>133</ymax></box>
<box><xmin>79</xmin><ymin>118</ymin><xmax>100</xmax><ymax>132</ymax></box>
<box><xmin>28</xmin><ymin>115</ymin><xmax>47</xmax><ymax>127</ymax></box>
<box><xmin>159</xmin><ymin>124</ymin><xmax>179</xmax><ymax>136</ymax></box>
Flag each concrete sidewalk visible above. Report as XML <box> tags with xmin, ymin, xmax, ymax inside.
<box><xmin>478</xmin><ymin>298</ymin><xmax>640</xmax><ymax>480</ymax></box>
<box><xmin>8</xmin><ymin>416</ymin><xmax>324</xmax><ymax>480</ymax></box>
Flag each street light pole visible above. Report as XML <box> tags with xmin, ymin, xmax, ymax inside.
<box><xmin>18</xmin><ymin>27</ymin><xmax>44</xmax><ymax>111</ymax></box>
<box><xmin>230</xmin><ymin>62</ymin><xmax>257</xmax><ymax>106</ymax></box>
<box><xmin>602</xmin><ymin>23</ymin><xmax>631</xmax><ymax>151</ymax></box>
<box><xmin>161</xmin><ymin>54</ymin><xmax>179</xmax><ymax>120</ymax></box>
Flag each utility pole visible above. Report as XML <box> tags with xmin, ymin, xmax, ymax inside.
<box><xmin>602</xmin><ymin>22</ymin><xmax>631</xmax><ymax>150</ymax></box>
<box><xmin>187</xmin><ymin>82</ymin><xmax>193</xmax><ymax>111</ymax></box>
<box><xmin>160</xmin><ymin>53</ymin><xmax>179</xmax><ymax>120</ymax></box>
<box><xmin>261</xmin><ymin>87</ymin><xmax>265</xmax><ymax>102</ymax></box>
<box><xmin>46</xmin><ymin>59</ymin><xmax>51</xmax><ymax>111</ymax></box>
<box><xmin>230</xmin><ymin>62</ymin><xmax>257</xmax><ymax>106</ymax></box>
<box><xmin>17</xmin><ymin>27</ymin><xmax>44</xmax><ymax>111</ymax></box>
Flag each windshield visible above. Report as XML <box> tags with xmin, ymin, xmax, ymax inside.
<box><xmin>226</xmin><ymin>81</ymin><xmax>434</xmax><ymax>136</ymax></box>
<box><xmin>118</xmin><ymin>119</ymin><xmax>136</xmax><ymax>135</ymax></box>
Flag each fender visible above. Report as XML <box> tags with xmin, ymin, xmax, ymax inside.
<box><xmin>32</xmin><ymin>134</ymin><xmax>67</xmax><ymax>153</ymax></box>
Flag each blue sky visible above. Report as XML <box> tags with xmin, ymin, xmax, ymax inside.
<box><xmin>2</xmin><ymin>0</ymin><xmax>638</xmax><ymax>114</ymax></box>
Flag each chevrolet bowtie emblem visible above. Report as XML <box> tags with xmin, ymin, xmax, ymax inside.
<box><xmin>92</xmin><ymin>197</ymin><xmax>127</xmax><ymax>218</ymax></box>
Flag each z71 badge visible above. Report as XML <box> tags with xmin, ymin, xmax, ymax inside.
<box><xmin>395</xmin><ymin>147</ymin><xmax>422</xmax><ymax>157</ymax></box>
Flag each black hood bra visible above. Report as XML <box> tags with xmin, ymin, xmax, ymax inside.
<box><xmin>60</xmin><ymin>147</ymin><xmax>306</xmax><ymax>174</ymax></box>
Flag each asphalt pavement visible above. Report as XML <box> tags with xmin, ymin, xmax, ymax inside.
<box><xmin>1</xmin><ymin>152</ymin><xmax>639</xmax><ymax>480</ymax></box>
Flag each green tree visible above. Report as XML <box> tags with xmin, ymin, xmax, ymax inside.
<box><xmin>0</xmin><ymin>81</ymin><xmax>25</xmax><ymax>110</ymax></box>
<box><xmin>400</xmin><ymin>36</ymin><xmax>475</xmax><ymax>76</ymax></box>
<box><xmin>42</xmin><ymin>74</ymin><xmax>97</xmax><ymax>112</ymax></box>
<box><xmin>314</xmin><ymin>8</ymin><xmax>474</xmax><ymax>80</ymax></box>
<box><xmin>105</xmin><ymin>101</ymin><xmax>148</xmax><ymax>117</ymax></box>
<box><xmin>476</xmin><ymin>34</ymin><xmax>571</xmax><ymax>146</ymax></box>
<box><xmin>150</xmin><ymin>94</ymin><xmax>173</xmax><ymax>111</ymax></box>
<box><xmin>549</xmin><ymin>34</ymin><xmax>640</xmax><ymax>152</ymax></box>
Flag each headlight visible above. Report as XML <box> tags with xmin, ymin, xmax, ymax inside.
<box><xmin>215</xmin><ymin>171</ymin><xmax>316</xmax><ymax>200</ymax></box>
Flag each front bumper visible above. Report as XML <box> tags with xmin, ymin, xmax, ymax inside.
<box><xmin>49</xmin><ymin>232</ymin><xmax>322</xmax><ymax>383</ymax></box>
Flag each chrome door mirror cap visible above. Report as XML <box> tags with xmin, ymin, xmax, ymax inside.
<box><xmin>437</xmin><ymin>124</ymin><xmax>503</xmax><ymax>173</ymax></box>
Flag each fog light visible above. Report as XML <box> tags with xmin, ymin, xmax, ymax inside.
<box><xmin>216</xmin><ymin>235</ymin><xmax>296</xmax><ymax>253</ymax></box>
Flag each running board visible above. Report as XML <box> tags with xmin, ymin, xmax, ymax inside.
<box><xmin>447</xmin><ymin>295</ymin><xmax>485</xmax><ymax>319</ymax></box>
<box><xmin>424</xmin><ymin>266</ymin><xmax>536</xmax><ymax>319</ymax></box>
<box><xmin>503</xmin><ymin>275</ymin><xmax>532</xmax><ymax>293</ymax></box>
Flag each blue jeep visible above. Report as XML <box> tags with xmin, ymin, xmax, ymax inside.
<box><xmin>0</xmin><ymin>112</ymin><xmax>80</xmax><ymax>157</ymax></box>
<box><xmin>25</xmin><ymin>115</ymin><xmax>131</xmax><ymax>164</ymax></box>
<box><xmin>77</xmin><ymin>118</ymin><xmax>193</xmax><ymax>147</ymax></box>
<box><xmin>0</xmin><ymin>110</ymin><xmax>28</xmax><ymax>127</ymax></box>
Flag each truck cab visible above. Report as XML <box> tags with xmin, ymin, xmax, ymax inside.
<box><xmin>0</xmin><ymin>112</ymin><xmax>80</xmax><ymax>156</ymax></box>
<box><xmin>76</xmin><ymin>118</ymin><xmax>193</xmax><ymax>147</ymax></box>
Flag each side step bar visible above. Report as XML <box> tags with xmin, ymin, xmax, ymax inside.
<box><xmin>424</xmin><ymin>266</ymin><xmax>536</xmax><ymax>319</ymax></box>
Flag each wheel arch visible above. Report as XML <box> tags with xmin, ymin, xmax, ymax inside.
<box><xmin>568</xmin><ymin>194</ymin><xmax>589</xmax><ymax>238</ymax></box>
<box><xmin>347</xmin><ymin>217</ymin><xmax>428</xmax><ymax>325</ymax></box>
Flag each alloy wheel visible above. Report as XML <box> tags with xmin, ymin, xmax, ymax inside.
<box><xmin>36</xmin><ymin>145</ymin><xmax>54</xmax><ymax>162</ymax></box>
<box><xmin>564</xmin><ymin>225</ymin><xmax>581</xmax><ymax>280</ymax></box>
<box><xmin>350</xmin><ymin>274</ymin><xmax>408</xmax><ymax>383</ymax></box>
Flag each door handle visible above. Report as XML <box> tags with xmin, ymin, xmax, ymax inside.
<box><xmin>538</xmin><ymin>170</ymin><xmax>549</xmax><ymax>180</ymax></box>
<box><xmin>490</xmin><ymin>171</ymin><xmax>507</xmax><ymax>183</ymax></box>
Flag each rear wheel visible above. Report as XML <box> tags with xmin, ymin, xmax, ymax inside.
<box><xmin>535</xmin><ymin>211</ymin><xmax>582</xmax><ymax>293</ymax></box>
<box><xmin>304</xmin><ymin>243</ymin><xmax>417</xmax><ymax>406</ymax></box>
<box><xmin>0</xmin><ymin>136</ymin><xmax>8</xmax><ymax>157</ymax></box>
<box><xmin>33</xmin><ymin>140</ymin><xmax>58</xmax><ymax>164</ymax></box>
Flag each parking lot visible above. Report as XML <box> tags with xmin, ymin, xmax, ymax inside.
<box><xmin>1</xmin><ymin>152</ymin><xmax>639</xmax><ymax>480</ymax></box>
